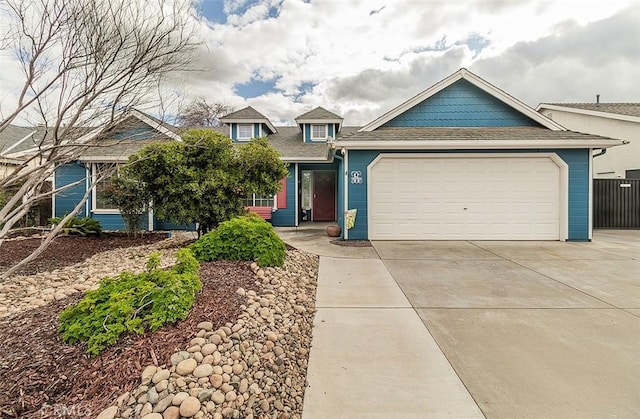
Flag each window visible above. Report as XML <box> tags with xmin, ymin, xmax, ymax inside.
<box><xmin>237</xmin><ymin>124</ymin><xmax>253</xmax><ymax>140</ymax></box>
<box><xmin>244</xmin><ymin>193</ymin><xmax>275</xmax><ymax>208</ymax></box>
<box><xmin>93</xmin><ymin>163</ymin><xmax>119</xmax><ymax>211</ymax></box>
<box><xmin>311</xmin><ymin>124</ymin><xmax>327</xmax><ymax>140</ymax></box>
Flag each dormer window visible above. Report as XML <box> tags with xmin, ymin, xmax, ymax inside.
<box><xmin>238</xmin><ymin>124</ymin><xmax>253</xmax><ymax>140</ymax></box>
<box><xmin>311</xmin><ymin>124</ymin><xmax>327</xmax><ymax>140</ymax></box>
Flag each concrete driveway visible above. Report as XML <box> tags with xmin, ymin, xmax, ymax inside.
<box><xmin>376</xmin><ymin>231</ymin><xmax>640</xmax><ymax>419</ymax></box>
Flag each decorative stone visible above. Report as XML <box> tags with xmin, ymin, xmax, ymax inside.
<box><xmin>171</xmin><ymin>392</ymin><xmax>189</xmax><ymax>406</ymax></box>
<box><xmin>197</xmin><ymin>321</ymin><xmax>213</xmax><ymax>331</ymax></box>
<box><xmin>152</xmin><ymin>369</ymin><xmax>170</xmax><ymax>384</ymax></box>
<box><xmin>201</xmin><ymin>343</ymin><xmax>217</xmax><ymax>356</ymax></box>
<box><xmin>163</xmin><ymin>406</ymin><xmax>180</xmax><ymax>419</ymax></box>
<box><xmin>193</xmin><ymin>364</ymin><xmax>213</xmax><ymax>378</ymax></box>
<box><xmin>211</xmin><ymin>390</ymin><xmax>225</xmax><ymax>405</ymax></box>
<box><xmin>176</xmin><ymin>358</ymin><xmax>198</xmax><ymax>375</ymax></box>
<box><xmin>179</xmin><ymin>396</ymin><xmax>201</xmax><ymax>417</ymax></box>
<box><xmin>141</xmin><ymin>365</ymin><xmax>157</xmax><ymax>385</ymax></box>
<box><xmin>153</xmin><ymin>394</ymin><xmax>174</xmax><ymax>413</ymax></box>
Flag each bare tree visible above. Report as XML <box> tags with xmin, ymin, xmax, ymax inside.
<box><xmin>0</xmin><ymin>0</ymin><xmax>203</xmax><ymax>279</ymax></box>
<box><xmin>177</xmin><ymin>98</ymin><xmax>233</xmax><ymax>127</ymax></box>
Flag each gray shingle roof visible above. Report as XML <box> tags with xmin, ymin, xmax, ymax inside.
<box><xmin>0</xmin><ymin>125</ymin><xmax>36</xmax><ymax>155</ymax></box>
<box><xmin>336</xmin><ymin>126</ymin><xmax>617</xmax><ymax>142</ymax></box>
<box><xmin>221</xmin><ymin>106</ymin><xmax>270</xmax><ymax>121</ymax></box>
<box><xmin>79</xmin><ymin>138</ymin><xmax>174</xmax><ymax>161</ymax></box>
<box><xmin>295</xmin><ymin>106</ymin><xmax>343</xmax><ymax>121</ymax></box>
<box><xmin>256</xmin><ymin>127</ymin><xmax>328</xmax><ymax>160</ymax></box>
<box><xmin>545</xmin><ymin>103</ymin><xmax>640</xmax><ymax>118</ymax></box>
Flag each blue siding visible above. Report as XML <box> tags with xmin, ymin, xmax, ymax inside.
<box><xmin>154</xmin><ymin>219</ymin><xmax>196</xmax><ymax>231</ymax></box>
<box><xmin>346</xmin><ymin>151</ymin><xmax>378</xmax><ymax>240</ymax></box>
<box><xmin>54</xmin><ymin>162</ymin><xmax>88</xmax><ymax>218</ymax></box>
<box><xmin>335</xmin><ymin>155</ymin><xmax>345</xmax><ymax>234</ymax></box>
<box><xmin>271</xmin><ymin>165</ymin><xmax>297</xmax><ymax>226</ymax></box>
<box><xmin>383</xmin><ymin>79</ymin><xmax>541</xmax><ymax>128</ymax></box>
<box><xmin>346</xmin><ymin>149</ymin><xmax>591</xmax><ymax>241</ymax></box>
<box><xmin>303</xmin><ymin>124</ymin><xmax>310</xmax><ymax>143</ymax></box>
<box><xmin>554</xmin><ymin>149</ymin><xmax>590</xmax><ymax>240</ymax></box>
<box><xmin>303</xmin><ymin>124</ymin><xmax>330</xmax><ymax>143</ymax></box>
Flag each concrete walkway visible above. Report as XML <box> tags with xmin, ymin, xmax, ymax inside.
<box><xmin>276</xmin><ymin>226</ymin><xmax>484</xmax><ymax>418</ymax></box>
<box><xmin>277</xmin><ymin>227</ymin><xmax>640</xmax><ymax>418</ymax></box>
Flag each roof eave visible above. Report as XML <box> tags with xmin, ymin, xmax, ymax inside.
<box><xmin>80</xmin><ymin>156</ymin><xmax>130</xmax><ymax>162</ymax></box>
<box><xmin>281</xmin><ymin>156</ymin><xmax>332</xmax><ymax>163</ymax></box>
<box><xmin>536</xmin><ymin>103</ymin><xmax>640</xmax><ymax>124</ymax></box>
<box><xmin>336</xmin><ymin>139</ymin><xmax>625</xmax><ymax>150</ymax></box>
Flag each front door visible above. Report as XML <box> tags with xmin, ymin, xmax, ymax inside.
<box><xmin>312</xmin><ymin>171</ymin><xmax>336</xmax><ymax>221</ymax></box>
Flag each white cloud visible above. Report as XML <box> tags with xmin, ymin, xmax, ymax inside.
<box><xmin>1</xmin><ymin>0</ymin><xmax>637</xmax><ymax>127</ymax></box>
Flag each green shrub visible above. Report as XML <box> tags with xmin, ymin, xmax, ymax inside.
<box><xmin>49</xmin><ymin>216</ymin><xmax>102</xmax><ymax>236</ymax></box>
<box><xmin>190</xmin><ymin>214</ymin><xmax>286</xmax><ymax>267</ymax></box>
<box><xmin>58</xmin><ymin>249</ymin><xmax>201</xmax><ymax>356</ymax></box>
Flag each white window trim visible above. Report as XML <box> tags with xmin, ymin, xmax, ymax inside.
<box><xmin>310</xmin><ymin>124</ymin><xmax>327</xmax><ymax>140</ymax></box>
<box><xmin>237</xmin><ymin>123</ymin><xmax>254</xmax><ymax>141</ymax></box>
<box><xmin>91</xmin><ymin>163</ymin><xmax>121</xmax><ymax>214</ymax></box>
<box><xmin>245</xmin><ymin>193</ymin><xmax>277</xmax><ymax>210</ymax></box>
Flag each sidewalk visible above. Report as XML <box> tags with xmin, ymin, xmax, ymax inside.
<box><xmin>299</xmin><ymin>255</ymin><xmax>484</xmax><ymax>418</ymax></box>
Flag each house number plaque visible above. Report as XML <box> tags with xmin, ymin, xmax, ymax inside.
<box><xmin>350</xmin><ymin>171</ymin><xmax>363</xmax><ymax>184</ymax></box>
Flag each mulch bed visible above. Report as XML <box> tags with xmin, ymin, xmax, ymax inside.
<box><xmin>0</xmin><ymin>251</ymin><xmax>260</xmax><ymax>418</ymax></box>
<box><xmin>0</xmin><ymin>233</ymin><xmax>169</xmax><ymax>276</ymax></box>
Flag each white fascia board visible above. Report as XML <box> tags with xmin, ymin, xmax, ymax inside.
<box><xmin>295</xmin><ymin>118</ymin><xmax>343</xmax><ymax>124</ymax></box>
<box><xmin>360</xmin><ymin>68</ymin><xmax>565</xmax><ymax>132</ymax></box>
<box><xmin>131</xmin><ymin>109</ymin><xmax>182</xmax><ymax>141</ymax></box>
<box><xmin>337</xmin><ymin>139</ymin><xmax>625</xmax><ymax>150</ymax></box>
<box><xmin>536</xmin><ymin>103</ymin><xmax>640</xmax><ymax>124</ymax></box>
<box><xmin>281</xmin><ymin>157</ymin><xmax>332</xmax><ymax>163</ymax></box>
<box><xmin>80</xmin><ymin>156</ymin><xmax>129</xmax><ymax>162</ymax></box>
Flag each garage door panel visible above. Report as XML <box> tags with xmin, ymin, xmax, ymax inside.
<box><xmin>369</xmin><ymin>156</ymin><xmax>561</xmax><ymax>240</ymax></box>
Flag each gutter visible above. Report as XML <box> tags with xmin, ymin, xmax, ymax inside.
<box><xmin>336</xmin><ymin>139</ymin><xmax>625</xmax><ymax>150</ymax></box>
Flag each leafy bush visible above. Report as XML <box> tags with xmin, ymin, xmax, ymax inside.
<box><xmin>103</xmin><ymin>176</ymin><xmax>150</xmax><ymax>236</ymax></box>
<box><xmin>49</xmin><ymin>216</ymin><xmax>102</xmax><ymax>236</ymax></box>
<box><xmin>58</xmin><ymin>249</ymin><xmax>201</xmax><ymax>356</ymax></box>
<box><xmin>190</xmin><ymin>214</ymin><xmax>287</xmax><ymax>267</ymax></box>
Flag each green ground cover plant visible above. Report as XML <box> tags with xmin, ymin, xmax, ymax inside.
<box><xmin>58</xmin><ymin>249</ymin><xmax>201</xmax><ymax>356</ymax></box>
<box><xmin>190</xmin><ymin>214</ymin><xmax>286</xmax><ymax>267</ymax></box>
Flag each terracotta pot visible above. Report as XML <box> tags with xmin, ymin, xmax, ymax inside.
<box><xmin>326</xmin><ymin>225</ymin><xmax>342</xmax><ymax>237</ymax></box>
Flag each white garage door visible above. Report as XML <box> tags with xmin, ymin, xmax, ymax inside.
<box><xmin>369</xmin><ymin>155</ymin><xmax>563</xmax><ymax>240</ymax></box>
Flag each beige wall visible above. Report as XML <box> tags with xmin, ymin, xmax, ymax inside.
<box><xmin>540</xmin><ymin>109</ymin><xmax>639</xmax><ymax>178</ymax></box>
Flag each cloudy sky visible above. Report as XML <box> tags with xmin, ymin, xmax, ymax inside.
<box><xmin>1</xmin><ymin>0</ymin><xmax>639</xmax><ymax>127</ymax></box>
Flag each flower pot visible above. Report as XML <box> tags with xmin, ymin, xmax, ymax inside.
<box><xmin>326</xmin><ymin>225</ymin><xmax>342</xmax><ymax>237</ymax></box>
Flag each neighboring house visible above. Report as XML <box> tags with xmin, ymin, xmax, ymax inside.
<box><xmin>536</xmin><ymin>102</ymin><xmax>639</xmax><ymax>179</ymax></box>
<box><xmin>52</xmin><ymin>68</ymin><xmax>624</xmax><ymax>241</ymax></box>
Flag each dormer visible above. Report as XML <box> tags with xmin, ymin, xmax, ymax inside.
<box><xmin>294</xmin><ymin>107</ymin><xmax>343</xmax><ymax>143</ymax></box>
<box><xmin>219</xmin><ymin>106</ymin><xmax>277</xmax><ymax>142</ymax></box>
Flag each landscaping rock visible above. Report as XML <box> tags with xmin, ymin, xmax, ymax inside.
<box><xmin>179</xmin><ymin>396</ymin><xmax>201</xmax><ymax>417</ymax></box>
<box><xmin>106</xmin><ymin>250</ymin><xmax>319</xmax><ymax>418</ymax></box>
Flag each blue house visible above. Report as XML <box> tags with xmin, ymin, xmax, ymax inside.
<box><xmin>53</xmin><ymin>68</ymin><xmax>623</xmax><ymax>240</ymax></box>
